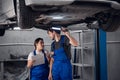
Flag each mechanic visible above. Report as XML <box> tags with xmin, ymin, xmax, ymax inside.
<box><xmin>27</xmin><ymin>38</ymin><xmax>50</xmax><ymax>80</ymax></box>
<box><xmin>47</xmin><ymin>26</ymin><xmax>78</xmax><ymax>80</ymax></box>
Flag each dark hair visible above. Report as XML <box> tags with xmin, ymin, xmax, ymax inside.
<box><xmin>47</xmin><ymin>28</ymin><xmax>53</xmax><ymax>34</ymax></box>
<box><xmin>47</xmin><ymin>28</ymin><xmax>61</xmax><ymax>34</ymax></box>
<box><xmin>34</xmin><ymin>38</ymin><xmax>43</xmax><ymax>49</ymax></box>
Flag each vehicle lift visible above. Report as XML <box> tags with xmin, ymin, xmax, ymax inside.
<box><xmin>73</xmin><ymin>29</ymin><xmax>108</xmax><ymax>80</ymax></box>
<box><xmin>95</xmin><ymin>29</ymin><xmax>108</xmax><ymax>80</ymax></box>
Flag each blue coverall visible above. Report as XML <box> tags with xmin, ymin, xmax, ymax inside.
<box><xmin>30</xmin><ymin>50</ymin><xmax>49</xmax><ymax>80</ymax></box>
<box><xmin>52</xmin><ymin>36</ymin><xmax>72</xmax><ymax>80</ymax></box>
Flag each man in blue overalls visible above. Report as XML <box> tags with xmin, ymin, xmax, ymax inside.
<box><xmin>27</xmin><ymin>38</ymin><xmax>50</xmax><ymax>80</ymax></box>
<box><xmin>47</xmin><ymin>27</ymin><xmax>78</xmax><ymax>80</ymax></box>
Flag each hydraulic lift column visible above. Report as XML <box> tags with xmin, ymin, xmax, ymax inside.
<box><xmin>95</xmin><ymin>29</ymin><xmax>108</xmax><ymax>80</ymax></box>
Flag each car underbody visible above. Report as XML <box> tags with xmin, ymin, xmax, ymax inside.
<box><xmin>0</xmin><ymin>0</ymin><xmax>120</xmax><ymax>36</ymax></box>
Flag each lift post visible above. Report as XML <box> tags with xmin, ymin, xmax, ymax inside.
<box><xmin>95</xmin><ymin>29</ymin><xmax>108</xmax><ymax>80</ymax></box>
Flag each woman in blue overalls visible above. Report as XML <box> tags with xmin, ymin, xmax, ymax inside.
<box><xmin>47</xmin><ymin>27</ymin><xmax>78</xmax><ymax>80</ymax></box>
<box><xmin>27</xmin><ymin>38</ymin><xmax>50</xmax><ymax>80</ymax></box>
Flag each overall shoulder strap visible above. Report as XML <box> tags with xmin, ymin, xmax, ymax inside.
<box><xmin>42</xmin><ymin>49</ymin><xmax>48</xmax><ymax>59</ymax></box>
<box><xmin>61</xmin><ymin>35</ymin><xmax>65</xmax><ymax>43</ymax></box>
<box><xmin>51</xmin><ymin>41</ymin><xmax>55</xmax><ymax>51</ymax></box>
<box><xmin>42</xmin><ymin>49</ymin><xmax>49</xmax><ymax>63</ymax></box>
<box><xmin>42</xmin><ymin>49</ymin><xmax>45</xmax><ymax>55</ymax></box>
<box><xmin>60</xmin><ymin>35</ymin><xmax>65</xmax><ymax>47</ymax></box>
<box><xmin>33</xmin><ymin>50</ymin><xmax>36</xmax><ymax>55</ymax></box>
<box><xmin>42</xmin><ymin>50</ymin><xmax>46</xmax><ymax>58</ymax></box>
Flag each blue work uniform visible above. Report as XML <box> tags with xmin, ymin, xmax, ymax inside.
<box><xmin>51</xmin><ymin>35</ymin><xmax>72</xmax><ymax>80</ymax></box>
<box><xmin>30</xmin><ymin>50</ymin><xmax>49</xmax><ymax>80</ymax></box>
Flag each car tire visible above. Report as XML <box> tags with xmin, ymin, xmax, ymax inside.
<box><xmin>98</xmin><ymin>14</ymin><xmax>120</xmax><ymax>32</ymax></box>
<box><xmin>0</xmin><ymin>29</ymin><xmax>5</xmax><ymax>36</ymax></box>
<box><xmin>17</xmin><ymin>0</ymin><xmax>34</xmax><ymax>29</ymax></box>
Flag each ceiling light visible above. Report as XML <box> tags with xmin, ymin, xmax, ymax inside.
<box><xmin>51</xmin><ymin>16</ymin><xmax>64</xmax><ymax>20</ymax></box>
<box><xmin>13</xmin><ymin>27</ymin><xmax>21</xmax><ymax>30</ymax></box>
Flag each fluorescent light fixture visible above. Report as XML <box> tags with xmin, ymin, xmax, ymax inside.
<box><xmin>13</xmin><ymin>27</ymin><xmax>21</xmax><ymax>30</ymax></box>
<box><xmin>52</xmin><ymin>27</ymin><xmax>61</xmax><ymax>30</ymax></box>
<box><xmin>52</xmin><ymin>16</ymin><xmax>64</xmax><ymax>20</ymax></box>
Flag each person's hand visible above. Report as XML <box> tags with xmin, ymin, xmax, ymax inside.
<box><xmin>48</xmin><ymin>72</ymin><xmax>52</xmax><ymax>80</ymax></box>
<box><xmin>50</xmin><ymin>52</ymin><xmax>54</xmax><ymax>55</ymax></box>
<box><xmin>61</xmin><ymin>27</ymin><xmax>70</xmax><ymax>36</ymax></box>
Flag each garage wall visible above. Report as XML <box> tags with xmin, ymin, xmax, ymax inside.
<box><xmin>107</xmin><ymin>28</ymin><xmax>120</xmax><ymax>80</ymax></box>
<box><xmin>0</xmin><ymin>28</ymin><xmax>52</xmax><ymax>60</ymax></box>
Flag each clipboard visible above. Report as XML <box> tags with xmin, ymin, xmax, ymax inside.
<box><xmin>32</xmin><ymin>53</ymin><xmax>45</xmax><ymax>66</ymax></box>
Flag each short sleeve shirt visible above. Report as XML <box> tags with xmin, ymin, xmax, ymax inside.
<box><xmin>27</xmin><ymin>49</ymin><xmax>49</xmax><ymax>66</ymax></box>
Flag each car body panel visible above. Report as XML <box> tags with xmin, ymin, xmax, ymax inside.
<box><xmin>0</xmin><ymin>0</ymin><xmax>15</xmax><ymax>23</ymax></box>
<box><xmin>25</xmin><ymin>0</ymin><xmax>74</xmax><ymax>6</ymax></box>
<box><xmin>25</xmin><ymin>0</ymin><xmax>120</xmax><ymax>9</ymax></box>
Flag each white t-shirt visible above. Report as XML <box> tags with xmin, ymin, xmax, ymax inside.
<box><xmin>28</xmin><ymin>50</ymin><xmax>49</xmax><ymax>66</ymax></box>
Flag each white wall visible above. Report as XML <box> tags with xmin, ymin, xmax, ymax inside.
<box><xmin>107</xmin><ymin>28</ymin><xmax>120</xmax><ymax>80</ymax></box>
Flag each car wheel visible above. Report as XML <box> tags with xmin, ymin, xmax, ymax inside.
<box><xmin>97</xmin><ymin>12</ymin><xmax>120</xmax><ymax>32</ymax></box>
<box><xmin>0</xmin><ymin>29</ymin><xmax>5</xmax><ymax>36</ymax></box>
<box><xmin>17</xmin><ymin>0</ymin><xmax>34</xmax><ymax>29</ymax></box>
